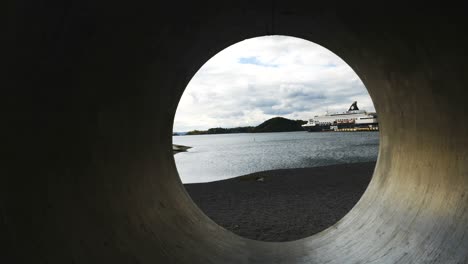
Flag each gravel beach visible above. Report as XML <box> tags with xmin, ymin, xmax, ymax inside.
<box><xmin>184</xmin><ymin>162</ymin><xmax>375</xmax><ymax>242</ymax></box>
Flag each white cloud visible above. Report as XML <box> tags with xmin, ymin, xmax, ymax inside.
<box><xmin>173</xmin><ymin>35</ymin><xmax>375</xmax><ymax>132</ymax></box>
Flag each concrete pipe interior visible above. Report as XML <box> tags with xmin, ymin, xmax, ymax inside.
<box><xmin>4</xmin><ymin>2</ymin><xmax>468</xmax><ymax>263</ymax></box>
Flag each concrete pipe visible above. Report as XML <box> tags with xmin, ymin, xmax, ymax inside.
<box><xmin>4</xmin><ymin>2</ymin><xmax>468</xmax><ymax>263</ymax></box>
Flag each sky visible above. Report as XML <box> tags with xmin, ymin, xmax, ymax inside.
<box><xmin>173</xmin><ymin>36</ymin><xmax>375</xmax><ymax>132</ymax></box>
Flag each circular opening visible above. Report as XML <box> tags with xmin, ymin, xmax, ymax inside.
<box><xmin>172</xmin><ymin>36</ymin><xmax>379</xmax><ymax>242</ymax></box>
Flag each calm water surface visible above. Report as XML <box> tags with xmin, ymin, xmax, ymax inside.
<box><xmin>173</xmin><ymin>131</ymin><xmax>379</xmax><ymax>183</ymax></box>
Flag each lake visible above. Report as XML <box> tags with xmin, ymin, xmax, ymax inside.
<box><xmin>173</xmin><ymin>131</ymin><xmax>379</xmax><ymax>183</ymax></box>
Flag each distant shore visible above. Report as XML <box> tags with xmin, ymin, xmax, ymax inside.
<box><xmin>184</xmin><ymin>162</ymin><xmax>375</xmax><ymax>242</ymax></box>
<box><xmin>174</xmin><ymin>117</ymin><xmax>307</xmax><ymax>135</ymax></box>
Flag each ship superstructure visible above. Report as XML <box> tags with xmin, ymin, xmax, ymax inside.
<box><xmin>302</xmin><ymin>102</ymin><xmax>378</xmax><ymax>132</ymax></box>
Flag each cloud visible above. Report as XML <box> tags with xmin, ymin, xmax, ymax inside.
<box><xmin>247</xmin><ymin>98</ymin><xmax>280</xmax><ymax>108</ymax></box>
<box><xmin>173</xmin><ymin>36</ymin><xmax>374</xmax><ymax>132</ymax></box>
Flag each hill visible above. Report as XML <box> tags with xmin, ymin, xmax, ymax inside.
<box><xmin>186</xmin><ymin>126</ymin><xmax>255</xmax><ymax>135</ymax></box>
<box><xmin>252</xmin><ymin>117</ymin><xmax>307</xmax><ymax>133</ymax></box>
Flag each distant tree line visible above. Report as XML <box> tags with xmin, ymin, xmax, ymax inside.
<box><xmin>185</xmin><ymin>117</ymin><xmax>307</xmax><ymax>135</ymax></box>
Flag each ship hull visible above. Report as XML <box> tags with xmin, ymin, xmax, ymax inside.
<box><xmin>303</xmin><ymin>123</ymin><xmax>378</xmax><ymax>132</ymax></box>
<box><xmin>303</xmin><ymin>125</ymin><xmax>325</xmax><ymax>132</ymax></box>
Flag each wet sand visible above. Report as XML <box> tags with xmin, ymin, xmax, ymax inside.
<box><xmin>184</xmin><ymin>162</ymin><xmax>375</xmax><ymax>242</ymax></box>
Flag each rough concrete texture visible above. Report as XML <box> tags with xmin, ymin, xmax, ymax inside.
<box><xmin>4</xmin><ymin>2</ymin><xmax>468</xmax><ymax>263</ymax></box>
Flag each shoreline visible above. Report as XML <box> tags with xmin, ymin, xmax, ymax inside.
<box><xmin>184</xmin><ymin>162</ymin><xmax>375</xmax><ymax>242</ymax></box>
<box><xmin>174</xmin><ymin>130</ymin><xmax>379</xmax><ymax>136</ymax></box>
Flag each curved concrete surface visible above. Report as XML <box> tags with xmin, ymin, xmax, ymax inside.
<box><xmin>4</xmin><ymin>2</ymin><xmax>468</xmax><ymax>263</ymax></box>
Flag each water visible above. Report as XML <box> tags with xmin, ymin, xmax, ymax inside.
<box><xmin>173</xmin><ymin>131</ymin><xmax>379</xmax><ymax>183</ymax></box>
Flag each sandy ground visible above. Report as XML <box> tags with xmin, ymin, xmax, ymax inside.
<box><xmin>184</xmin><ymin>162</ymin><xmax>375</xmax><ymax>242</ymax></box>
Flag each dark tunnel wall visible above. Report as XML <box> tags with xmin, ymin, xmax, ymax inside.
<box><xmin>4</xmin><ymin>2</ymin><xmax>468</xmax><ymax>263</ymax></box>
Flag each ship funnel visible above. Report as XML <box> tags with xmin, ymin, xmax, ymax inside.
<box><xmin>348</xmin><ymin>101</ymin><xmax>359</xmax><ymax>111</ymax></box>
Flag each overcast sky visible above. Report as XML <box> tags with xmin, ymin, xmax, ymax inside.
<box><xmin>174</xmin><ymin>36</ymin><xmax>375</xmax><ymax>132</ymax></box>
